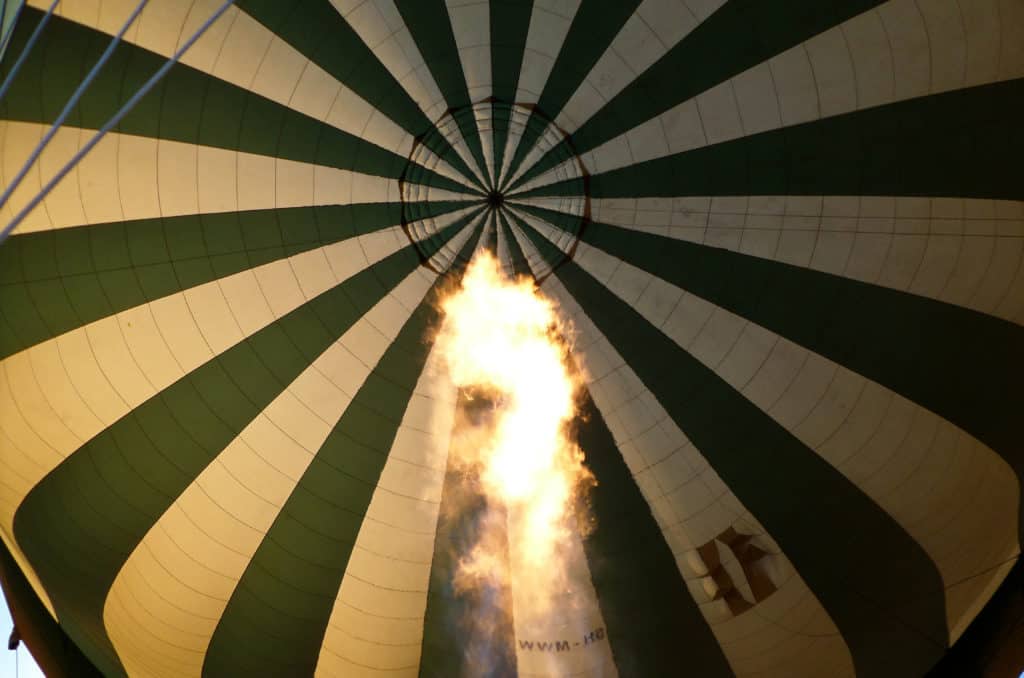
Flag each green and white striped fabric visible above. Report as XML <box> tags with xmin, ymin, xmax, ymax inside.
<box><xmin>1</xmin><ymin>1</ymin><xmax>1022</xmax><ymax>676</ymax></box>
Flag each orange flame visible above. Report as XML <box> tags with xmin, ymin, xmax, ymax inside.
<box><xmin>437</xmin><ymin>252</ymin><xmax>595</xmax><ymax>621</ymax></box>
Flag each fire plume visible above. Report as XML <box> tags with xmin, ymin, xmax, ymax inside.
<box><xmin>436</xmin><ymin>252</ymin><xmax>598</xmax><ymax>671</ymax></box>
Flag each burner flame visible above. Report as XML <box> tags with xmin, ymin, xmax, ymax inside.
<box><xmin>436</xmin><ymin>251</ymin><xmax>596</xmax><ymax>669</ymax></box>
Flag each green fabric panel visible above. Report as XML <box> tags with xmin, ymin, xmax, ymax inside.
<box><xmin>201</xmin><ymin>223</ymin><xmax>484</xmax><ymax>678</ymax></box>
<box><xmin>497</xmin><ymin>210</ymin><xmax>530</xmax><ymax>279</ymax></box>
<box><xmin>488</xmin><ymin>0</ymin><xmax>533</xmax><ymax>187</ymax></box>
<box><xmin>520</xmin><ymin>224</ymin><xmax>949</xmax><ymax>678</ymax></box>
<box><xmin>575</xmin><ymin>395</ymin><xmax>734</xmax><ymax>678</ymax></box>
<box><xmin>233</xmin><ymin>0</ymin><xmax>483</xmax><ymax>190</ymax></box>
<box><xmin>426</xmin><ymin>216</ymin><xmax>731</xmax><ymax>675</ymax></box>
<box><xmin>419</xmin><ymin>397</ymin><xmax>517</xmax><ymax>678</ymax></box>
<box><xmin>511</xmin><ymin>0</ymin><xmax>888</xmax><ymax>189</ymax></box>
<box><xmin>478</xmin><ymin>209</ymin><xmax>498</xmax><ymax>255</ymax></box>
<box><xmin>0</xmin><ymin>202</ymin><xmax>468</xmax><ymax>361</ymax></box>
<box><xmin>10</xmin><ymin>225</ymin><xmax>474</xmax><ymax>675</ymax></box>
<box><xmin>0</xmin><ymin>538</ymin><xmax>103</xmax><ymax>678</ymax></box>
<box><xmin>418</xmin><ymin>274</ymin><xmax>733</xmax><ymax>678</ymax></box>
<box><xmin>0</xmin><ymin>8</ymin><xmax>468</xmax><ymax>193</ymax></box>
<box><xmin>0</xmin><ymin>0</ymin><xmax>21</xmax><ymax>63</ymax></box>
<box><xmin>393</xmin><ymin>0</ymin><xmax>491</xmax><ymax>187</ymax></box>
<box><xmin>527</xmin><ymin>204</ymin><xmax>1024</xmax><ymax>547</ymax></box>
<box><xmin>411</xmin><ymin>206</ymin><xmax>490</xmax><ymax>270</ymax></box>
<box><xmin>521</xmin><ymin>78</ymin><xmax>1024</xmax><ymax>201</ymax></box>
<box><xmin>502</xmin><ymin>0</ymin><xmax>642</xmax><ymax>188</ymax></box>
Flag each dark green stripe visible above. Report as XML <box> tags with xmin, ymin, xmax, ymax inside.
<box><xmin>419</xmin><ymin>395</ymin><xmax>517</xmax><ymax>678</ymax></box>
<box><xmin>489</xmin><ymin>0</ymin><xmax>534</xmax><ymax>187</ymax></box>
<box><xmin>501</xmin><ymin>0</ymin><xmax>642</xmax><ymax>190</ymax></box>
<box><xmin>0</xmin><ymin>538</ymin><xmax>102</xmax><ymax>678</ymax></box>
<box><xmin>511</xmin><ymin>0</ymin><xmax>888</xmax><ymax>189</ymax></box>
<box><xmin>11</xmin><ymin>216</ymin><xmax>476</xmax><ymax>676</ymax></box>
<box><xmin>234</xmin><ymin>0</ymin><xmax>484</xmax><ymax>191</ymax></box>
<box><xmin>418</xmin><ymin>275</ymin><xmax>732</xmax><ymax>678</ymax></box>
<box><xmin>393</xmin><ymin>0</ymin><xmax>491</xmax><ymax>187</ymax></box>
<box><xmin>520</xmin><ymin>223</ymin><xmax>949</xmax><ymax>677</ymax></box>
<box><xmin>0</xmin><ymin>202</ymin><xmax>468</xmax><ymax>361</ymax></box>
<box><xmin>0</xmin><ymin>9</ymin><xmax>469</xmax><ymax>193</ymax></box>
<box><xmin>416</xmin><ymin>207</ymin><xmax>491</xmax><ymax>272</ymax></box>
<box><xmin>525</xmin><ymin>202</ymin><xmax>1024</xmax><ymax>548</ymax></box>
<box><xmin>519</xmin><ymin>78</ymin><xmax>1024</xmax><ymax>201</ymax></box>
<box><xmin>201</xmin><ymin>223</ymin><xmax>485</xmax><ymax>678</ymax></box>
<box><xmin>497</xmin><ymin>210</ymin><xmax>530</xmax><ymax>279</ymax></box>
<box><xmin>479</xmin><ymin>209</ymin><xmax>498</xmax><ymax>255</ymax></box>
<box><xmin>576</xmin><ymin>394</ymin><xmax>734</xmax><ymax>678</ymax></box>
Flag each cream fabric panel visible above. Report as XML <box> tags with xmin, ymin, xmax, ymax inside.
<box><xmin>0</xmin><ymin>122</ymin><xmax>399</xmax><ymax>234</ymax></box>
<box><xmin>103</xmin><ymin>266</ymin><xmax>439</xmax><ymax>678</ymax></box>
<box><xmin>33</xmin><ymin>0</ymin><xmax>409</xmax><ymax>156</ymax></box>
<box><xmin>422</xmin><ymin>210</ymin><xmax>488</xmax><ymax>274</ymax></box>
<box><xmin>506</xmin><ymin>0</ymin><xmax>724</xmax><ymax>189</ymax></box>
<box><xmin>514</xmin><ymin>0</ymin><xmax>581</xmax><ymax>104</ymax></box>
<box><xmin>511</xmin><ymin>221</ymin><xmax>850</xmax><ymax>678</ymax></box>
<box><xmin>493</xmin><ymin>233</ymin><xmax>618</xmax><ymax>678</ymax></box>
<box><xmin>524</xmin><ymin>214</ymin><xmax>1021</xmax><ymax>645</ymax></box>
<box><xmin>330</xmin><ymin>0</ymin><xmax>483</xmax><ymax>181</ymax></box>
<box><xmin>512</xmin><ymin>528</ymin><xmax>618</xmax><ymax>678</ymax></box>
<box><xmin>554</xmin><ymin>0</ymin><xmax>726</xmax><ymax>134</ymax></box>
<box><xmin>445</xmin><ymin>0</ymin><xmax>493</xmax><ymax>181</ymax></box>
<box><xmin>28</xmin><ymin>0</ymin><xmax>470</xmax><ymax>186</ymax></box>
<box><xmin>313</xmin><ymin>343</ymin><xmax>454</xmax><ymax>678</ymax></box>
<box><xmin>495</xmin><ymin>0</ymin><xmax>580</xmax><ymax>184</ymax></box>
<box><xmin>445</xmin><ymin>0</ymin><xmax>491</xmax><ymax>101</ymax></box>
<box><xmin>590</xmin><ymin>196</ymin><xmax>1024</xmax><ymax>326</ymax></box>
<box><xmin>313</xmin><ymin>215</ymin><xmax>506</xmax><ymax>678</ymax></box>
<box><xmin>0</xmin><ymin>220</ymin><xmax>430</xmax><ymax>619</ymax></box>
<box><xmin>448</xmin><ymin>0</ymin><xmax>495</xmax><ymax>184</ymax></box>
<box><xmin>477</xmin><ymin>211</ymin><xmax>495</xmax><ymax>263</ymax></box>
<box><xmin>505</xmin><ymin>212</ymin><xmax>573</xmax><ymax>278</ymax></box>
<box><xmin>332</xmin><ymin>0</ymin><xmax>448</xmax><ymax>122</ymax></box>
<box><xmin>515</xmin><ymin>0</ymin><xmax>1024</xmax><ymax>193</ymax></box>
<box><xmin>495</xmin><ymin>212</ymin><xmax>512</xmax><ymax>278</ymax></box>
<box><xmin>527</xmin><ymin>266</ymin><xmax>856</xmax><ymax>678</ymax></box>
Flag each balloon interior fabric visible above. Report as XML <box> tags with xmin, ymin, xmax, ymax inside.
<box><xmin>0</xmin><ymin>1</ymin><xmax>1023</xmax><ymax>676</ymax></box>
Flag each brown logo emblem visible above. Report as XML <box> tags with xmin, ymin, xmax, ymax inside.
<box><xmin>697</xmin><ymin>527</ymin><xmax>777</xmax><ymax>616</ymax></box>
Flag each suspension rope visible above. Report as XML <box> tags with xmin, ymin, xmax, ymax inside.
<box><xmin>0</xmin><ymin>0</ymin><xmax>59</xmax><ymax>103</ymax></box>
<box><xmin>0</xmin><ymin>0</ymin><xmax>8</xmax><ymax>52</ymax></box>
<box><xmin>0</xmin><ymin>0</ymin><xmax>150</xmax><ymax>215</ymax></box>
<box><xmin>0</xmin><ymin>16</ymin><xmax>25</xmax><ymax>66</ymax></box>
<box><xmin>0</xmin><ymin>0</ymin><xmax>236</xmax><ymax>244</ymax></box>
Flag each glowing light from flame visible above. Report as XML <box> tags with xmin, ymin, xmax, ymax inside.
<box><xmin>436</xmin><ymin>251</ymin><xmax>594</xmax><ymax>618</ymax></box>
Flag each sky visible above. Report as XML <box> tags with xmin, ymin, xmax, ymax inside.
<box><xmin>0</xmin><ymin>590</ymin><xmax>45</xmax><ymax>678</ymax></box>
